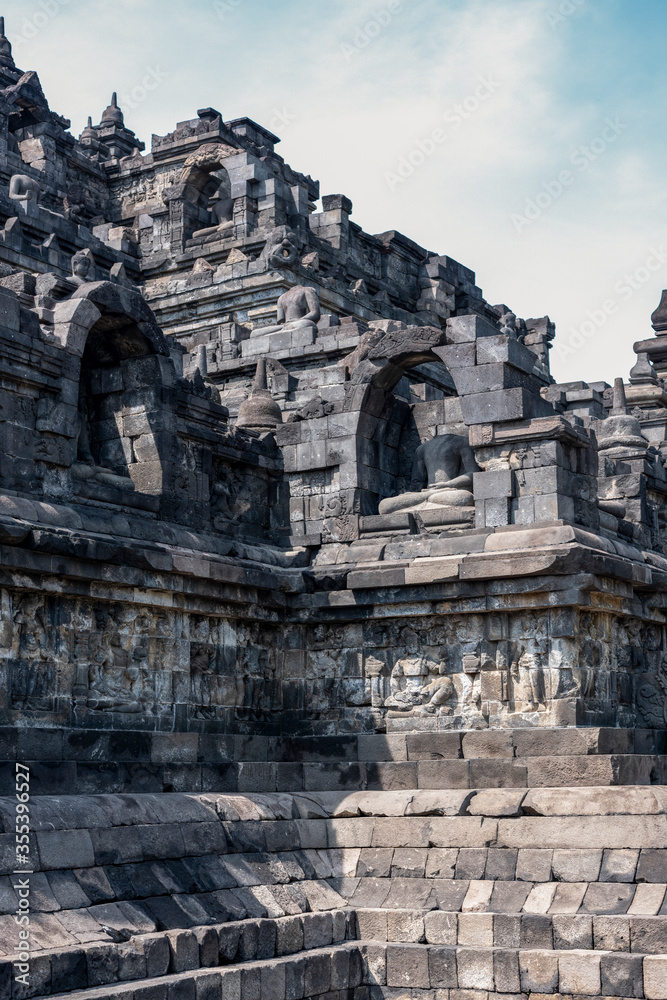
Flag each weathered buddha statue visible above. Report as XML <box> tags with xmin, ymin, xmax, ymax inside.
<box><xmin>70</xmin><ymin>248</ymin><xmax>95</xmax><ymax>286</ymax></box>
<box><xmin>379</xmin><ymin>423</ymin><xmax>479</xmax><ymax>515</ymax></box>
<box><xmin>251</xmin><ymin>284</ymin><xmax>321</xmax><ymax>337</ymax></box>
<box><xmin>209</xmin><ymin>184</ymin><xmax>234</xmax><ymax>233</ymax></box>
<box><xmin>9</xmin><ymin>173</ymin><xmax>41</xmax><ymax>210</ymax></box>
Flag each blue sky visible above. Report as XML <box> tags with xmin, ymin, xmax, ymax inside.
<box><xmin>4</xmin><ymin>0</ymin><xmax>667</xmax><ymax>386</ymax></box>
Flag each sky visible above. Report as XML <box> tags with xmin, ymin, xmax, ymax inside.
<box><xmin>4</xmin><ymin>0</ymin><xmax>667</xmax><ymax>386</ymax></box>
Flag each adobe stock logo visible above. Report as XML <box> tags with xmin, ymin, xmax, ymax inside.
<box><xmin>555</xmin><ymin>245</ymin><xmax>667</xmax><ymax>361</ymax></box>
<box><xmin>340</xmin><ymin>1</ymin><xmax>404</xmax><ymax>62</ymax></box>
<box><xmin>12</xmin><ymin>0</ymin><xmax>71</xmax><ymax>45</ymax></box>
<box><xmin>511</xmin><ymin>117</ymin><xmax>627</xmax><ymax>233</ymax></box>
<box><xmin>385</xmin><ymin>76</ymin><xmax>501</xmax><ymax>191</ymax></box>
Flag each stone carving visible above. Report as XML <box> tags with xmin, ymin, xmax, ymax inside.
<box><xmin>70</xmin><ymin>248</ymin><xmax>95</xmax><ymax>286</ymax></box>
<box><xmin>384</xmin><ymin>629</ymin><xmax>453</xmax><ymax>717</ymax></box>
<box><xmin>251</xmin><ymin>284</ymin><xmax>320</xmax><ymax>338</ymax></box>
<box><xmin>287</xmin><ymin>396</ymin><xmax>334</xmax><ymax>422</ymax></box>
<box><xmin>636</xmin><ymin>654</ymin><xmax>667</xmax><ymax>728</ymax></box>
<box><xmin>209</xmin><ymin>179</ymin><xmax>235</xmax><ymax>233</ymax></box>
<box><xmin>597</xmin><ymin>378</ymin><xmax>649</xmax><ymax>458</ymax></box>
<box><xmin>263</xmin><ymin>228</ymin><xmax>302</xmax><ymax>269</ymax></box>
<box><xmin>10</xmin><ymin>595</ymin><xmax>54</xmax><ymax>711</ymax></box>
<box><xmin>510</xmin><ymin>646</ymin><xmax>547</xmax><ymax>713</ymax></box>
<box><xmin>86</xmin><ymin>611</ymin><xmax>144</xmax><ymax>713</ymax></box>
<box><xmin>236</xmin><ymin>358</ymin><xmax>283</xmax><ymax>431</ymax></box>
<box><xmin>9</xmin><ymin>172</ymin><xmax>40</xmax><ymax>210</ymax></box>
<box><xmin>379</xmin><ymin>425</ymin><xmax>479</xmax><ymax>516</ymax></box>
<box><xmin>235</xmin><ymin>645</ymin><xmax>275</xmax><ymax>721</ymax></box>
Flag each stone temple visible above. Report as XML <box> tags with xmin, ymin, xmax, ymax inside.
<box><xmin>0</xmin><ymin>20</ymin><xmax>666</xmax><ymax>1000</ymax></box>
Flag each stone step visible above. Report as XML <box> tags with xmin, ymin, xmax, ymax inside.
<box><xmin>3</xmin><ymin>726</ymin><xmax>664</xmax><ymax>797</ymax></box>
<box><xmin>358</xmin><ymin>908</ymin><xmax>667</xmax><ymax>953</ymax></box>
<box><xmin>6</xmin><ymin>941</ymin><xmax>667</xmax><ymax>1000</ymax></box>
<box><xmin>8</xmin><ymin>908</ymin><xmax>667</xmax><ymax>998</ymax></box>
<box><xmin>2</xmin><ymin>942</ymin><xmax>364</xmax><ymax>1000</ymax></box>
<box><xmin>6</xmin><ymin>751</ymin><xmax>666</xmax><ymax>796</ymax></box>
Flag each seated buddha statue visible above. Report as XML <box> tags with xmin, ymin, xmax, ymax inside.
<box><xmin>251</xmin><ymin>284</ymin><xmax>321</xmax><ymax>337</ymax></box>
<box><xmin>379</xmin><ymin>424</ymin><xmax>479</xmax><ymax>515</ymax></box>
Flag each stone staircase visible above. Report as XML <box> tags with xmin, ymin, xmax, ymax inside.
<box><xmin>1</xmin><ymin>728</ymin><xmax>666</xmax><ymax>999</ymax></box>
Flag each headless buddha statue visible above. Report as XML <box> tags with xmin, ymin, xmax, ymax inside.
<box><xmin>251</xmin><ymin>284</ymin><xmax>321</xmax><ymax>337</ymax></box>
<box><xmin>379</xmin><ymin>424</ymin><xmax>479</xmax><ymax>515</ymax></box>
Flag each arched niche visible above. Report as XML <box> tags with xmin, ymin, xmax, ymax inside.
<box><xmin>53</xmin><ymin>282</ymin><xmax>175</xmax><ymax>498</ymax></box>
<box><xmin>162</xmin><ymin>142</ymin><xmax>241</xmax><ymax>246</ymax></box>
<box><xmin>341</xmin><ymin>324</ymin><xmax>468</xmax><ymax>511</ymax></box>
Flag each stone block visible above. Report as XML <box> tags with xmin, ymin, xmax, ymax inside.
<box><xmin>386</xmin><ymin>944</ymin><xmax>430</xmax><ymax>988</ymax></box>
<box><xmin>356</xmin><ymin>909</ymin><xmax>388</xmax><ymax>941</ymax></box>
<box><xmin>143</xmin><ymin>933</ymin><xmax>171</xmax><ymax>978</ymax></box>
<box><xmin>428</xmin><ymin>946</ymin><xmax>458</xmax><ymax>988</ymax></box>
<box><xmin>85</xmin><ymin>942</ymin><xmax>120</xmax><ymax>986</ymax></box>
<box><xmin>631</xmin><ymin>916</ymin><xmax>667</xmax><ymax>954</ymax></box>
<box><xmin>361</xmin><ymin>943</ymin><xmax>386</xmax><ymax>986</ymax></box>
<box><xmin>644</xmin><ymin>955</ymin><xmax>667</xmax><ymax>1000</ymax></box>
<box><xmin>519</xmin><ymin>949</ymin><xmax>559</xmax><ymax>994</ymax></box>
<box><xmin>455</xmin><ymin>849</ymin><xmax>488</xmax><ymax>880</ymax></box>
<box><xmin>601</xmin><ymin>953</ymin><xmax>645</xmax><ymax>998</ymax></box>
<box><xmin>36</xmin><ymin>829</ymin><xmax>95</xmax><ymax>870</ymax></box>
<box><xmin>386</xmin><ymin>909</ymin><xmax>425</xmax><ymax>943</ymax></box>
<box><xmin>456</xmin><ymin>947</ymin><xmax>495</xmax><ymax>990</ymax></box>
<box><xmin>261</xmin><ymin>961</ymin><xmax>286</xmax><ymax>1000</ymax></box>
<box><xmin>485</xmin><ymin>848</ymin><xmax>518</xmax><ymax>880</ymax></box>
<box><xmin>241</xmin><ymin>964</ymin><xmax>262</xmax><ymax>1000</ymax></box>
<box><xmin>494</xmin><ymin>949</ymin><xmax>521</xmax><ymax>993</ymax></box>
<box><xmin>167</xmin><ymin>930</ymin><xmax>200</xmax><ymax>972</ymax></box>
<box><xmin>424</xmin><ymin>911</ymin><xmax>457</xmax><ymax>946</ymax></box>
<box><xmin>552</xmin><ymin>914</ymin><xmax>593</xmax><ymax>950</ymax></box>
<box><xmin>516</xmin><ymin>848</ymin><xmax>553</xmax><ymax>882</ymax></box>
<box><xmin>446</xmin><ymin>314</ymin><xmax>498</xmax><ymax>343</ymax></box>
<box><xmin>581</xmin><ymin>883</ymin><xmax>635</xmax><ymax>915</ymax></box>
<box><xmin>552</xmin><ymin>850</ymin><xmax>602</xmax><ymax>882</ymax></box>
<box><xmin>558</xmin><ymin>952</ymin><xmax>601</xmax><ymax>995</ymax></box>
<box><xmin>521</xmin><ymin>913</ymin><xmax>553</xmax><ymax>949</ymax></box>
<box><xmin>50</xmin><ymin>950</ymin><xmax>87</xmax><ymax>993</ymax></box>
<box><xmin>637</xmin><ymin>849</ymin><xmax>667</xmax><ymax>883</ymax></box>
<box><xmin>629</xmin><ymin>884</ymin><xmax>666</xmax><ymax>915</ymax></box>
<box><xmin>425</xmin><ymin>848</ymin><xmax>458</xmax><ymax>879</ymax></box>
<box><xmin>330</xmin><ymin>947</ymin><xmax>350</xmax><ymax>990</ymax></box>
<box><xmin>303</xmin><ymin>912</ymin><xmax>333</xmax><ymax>949</ymax></box>
<box><xmin>593</xmin><ymin>914</ymin><xmax>630</xmax><ymax>952</ymax></box>
<box><xmin>458</xmin><ymin>913</ymin><xmax>493</xmax><ymax>948</ymax></box>
<box><xmin>601</xmin><ymin>849</ymin><xmax>639</xmax><ymax>882</ymax></box>
<box><xmin>417</xmin><ymin>761</ymin><xmax>470</xmax><ymax>789</ymax></box>
<box><xmin>476</xmin><ymin>333</ymin><xmax>539</xmax><ymax>372</ymax></box>
<box><xmin>493</xmin><ymin>913</ymin><xmax>521</xmax><ymax>948</ymax></box>
<box><xmin>461</xmin><ymin>388</ymin><xmax>553</xmax><ymax>425</ymax></box>
<box><xmin>462</xmin><ymin>730</ymin><xmax>514</xmax><ymax>759</ymax></box>
<box><xmin>391</xmin><ymin>848</ymin><xmax>427</xmax><ymax>878</ymax></box>
<box><xmin>550</xmin><ymin>882</ymin><xmax>588</xmax><ymax>915</ymax></box>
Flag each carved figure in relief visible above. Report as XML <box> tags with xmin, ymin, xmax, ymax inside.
<box><xmin>86</xmin><ymin>612</ymin><xmax>142</xmax><ymax>713</ymax></box>
<box><xmin>511</xmin><ymin>647</ymin><xmax>546</xmax><ymax>712</ymax></box>
<box><xmin>636</xmin><ymin>653</ymin><xmax>667</xmax><ymax>728</ymax></box>
<box><xmin>263</xmin><ymin>228</ymin><xmax>301</xmax><ymax>269</ymax></box>
<box><xmin>384</xmin><ymin>629</ymin><xmax>453</xmax><ymax>716</ymax></box>
<box><xmin>10</xmin><ymin>596</ymin><xmax>54</xmax><ymax>711</ymax></box>
<box><xmin>379</xmin><ymin>425</ymin><xmax>479</xmax><ymax>516</ymax></box>
<box><xmin>235</xmin><ymin>646</ymin><xmax>273</xmax><ymax>721</ymax></box>
<box><xmin>252</xmin><ymin>283</ymin><xmax>320</xmax><ymax>338</ymax></box>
